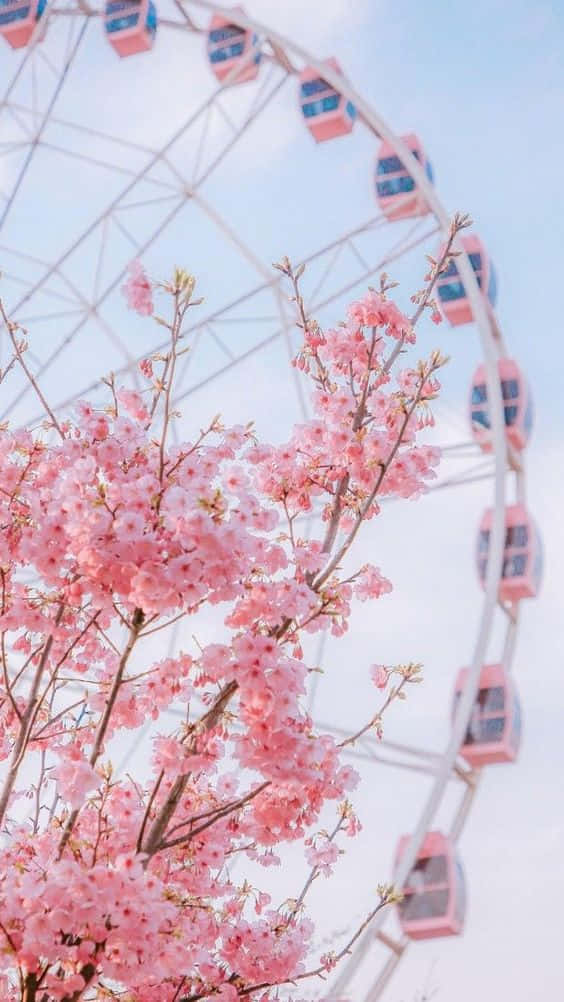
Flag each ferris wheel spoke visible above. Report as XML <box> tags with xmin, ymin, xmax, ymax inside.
<box><xmin>0</xmin><ymin>17</ymin><xmax>89</xmax><ymax>234</ymax></box>
<box><xmin>0</xmin><ymin>106</ymin><xmax>34</xmax><ymax>149</ymax></box>
<box><xmin>4</xmin><ymin>58</ymin><xmax>286</xmax><ymax>319</ymax></box>
<box><xmin>315</xmin><ymin>722</ymin><xmax>451</xmax><ymax>778</ymax></box>
<box><xmin>34</xmin><ymin>208</ymin><xmax>411</xmax><ymax>407</ymax></box>
<box><xmin>204</xmin><ymin>323</ymin><xmax>235</xmax><ymax>362</ymax></box>
<box><xmin>7</xmin><ymin>197</ymin><xmax>187</xmax><ymax>409</ymax></box>
<box><xmin>304</xmin><ymin>216</ymin><xmax>432</xmax><ymax>314</ymax></box>
<box><xmin>307</xmin><ymin>240</ymin><xmax>347</xmax><ymax>305</ymax></box>
<box><xmin>16</xmin><ymin>307</ymin><xmax>85</xmax><ymax>327</ymax></box>
<box><xmin>211</xmin><ymin>96</ymin><xmax>239</xmax><ymax>140</ymax></box>
<box><xmin>337</xmin><ymin>746</ymin><xmax>442</xmax><ymax>777</ymax></box>
<box><xmin>16</xmin><ymin>207</ymin><xmax>433</xmax><ymax>425</ymax></box>
<box><xmin>171</xmin><ymin>0</ymin><xmax>198</xmax><ymax>30</ymax></box>
<box><xmin>189</xmin><ymin>103</ymin><xmax>213</xmax><ymax>188</ymax></box>
<box><xmin>364</xmin><ymin>949</ymin><xmax>406</xmax><ymax>1002</ymax></box>
<box><xmin>109</xmin><ymin>213</ymin><xmax>144</xmax><ymax>255</ymax></box>
<box><xmin>430</xmin><ymin>457</ymin><xmax>494</xmax><ymax>493</ymax></box>
<box><xmin>173</xmin><ymin>329</ymin><xmax>279</xmax><ymax>404</ymax></box>
<box><xmin>1</xmin><ymin>65</ymin><xmax>290</xmax><ymax>421</ymax></box>
<box><xmin>191</xmin><ymin>71</ymin><xmax>288</xmax><ymax>189</ymax></box>
<box><xmin>0</xmin><ymin>268</ymin><xmax>80</xmax><ymax>309</ymax></box>
<box><xmin>448</xmin><ymin>779</ymin><xmax>478</xmax><ymax>843</ymax></box>
<box><xmin>168</xmin><ymin>224</ymin><xmax>439</xmax><ymax>408</ymax></box>
<box><xmin>36</xmin><ymin>139</ymin><xmax>182</xmax><ymax>191</ymax></box>
<box><xmin>5</xmin><ymin>96</ymin><xmax>185</xmax><ymax>165</ymax></box>
<box><xmin>35</xmin><ymin>29</ymin><xmax>75</xmax><ymax>78</ymax></box>
<box><xmin>440</xmin><ymin>439</ymin><xmax>481</xmax><ymax>454</ymax></box>
<box><xmin>243</xmin><ymin>56</ymin><xmax>284</xmax><ymax>120</ymax></box>
<box><xmin>347</xmin><ymin>237</ymin><xmax>372</xmax><ymax>273</ymax></box>
<box><xmin>95</xmin><ymin>311</ymin><xmax>144</xmax><ymax>379</ymax></box>
<box><xmin>310</xmin><ymin>225</ymin><xmax>439</xmax><ymax>312</ymax></box>
<box><xmin>0</xmin><ymin>139</ymin><xmax>31</xmax><ymax>155</ymax></box>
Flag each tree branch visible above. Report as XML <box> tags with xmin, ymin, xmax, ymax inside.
<box><xmin>57</xmin><ymin>607</ymin><xmax>144</xmax><ymax>857</ymax></box>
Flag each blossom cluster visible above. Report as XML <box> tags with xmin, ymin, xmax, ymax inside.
<box><xmin>0</xmin><ymin>260</ymin><xmax>444</xmax><ymax>1002</ymax></box>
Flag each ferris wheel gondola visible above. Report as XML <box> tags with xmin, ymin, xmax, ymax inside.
<box><xmin>395</xmin><ymin>831</ymin><xmax>466</xmax><ymax>941</ymax></box>
<box><xmin>104</xmin><ymin>0</ymin><xmax>158</xmax><ymax>57</ymax></box>
<box><xmin>477</xmin><ymin>505</ymin><xmax>542</xmax><ymax>602</ymax></box>
<box><xmin>0</xmin><ymin>0</ymin><xmax>46</xmax><ymax>48</ymax></box>
<box><xmin>206</xmin><ymin>6</ymin><xmax>261</xmax><ymax>83</ymax></box>
<box><xmin>436</xmin><ymin>233</ymin><xmax>498</xmax><ymax>327</ymax></box>
<box><xmin>453</xmin><ymin>664</ymin><xmax>522</xmax><ymax>767</ymax></box>
<box><xmin>299</xmin><ymin>58</ymin><xmax>356</xmax><ymax>142</ymax></box>
<box><xmin>375</xmin><ymin>133</ymin><xmax>434</xmax><ymax>221</ymax></box>
<box><xmin>470</xmin><ymin>358</ymin><xmax>533</xmax><ymax>452</ymax></box>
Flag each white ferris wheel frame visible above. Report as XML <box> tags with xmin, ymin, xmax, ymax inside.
<box><xmin>0</xmin><ymin>2</ymin><xmax>527</xmax><ymax>999</ymax></box>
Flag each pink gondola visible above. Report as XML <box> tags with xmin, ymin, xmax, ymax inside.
<box><xmin>436</xmin><ymin>234</ymin><xmax>497</xmax><ymax>327</ymax></box>
<box><xmin>206</xmin><ymin>6</ymin><xmax>261</xmax><ymax>84</ymax></box>
<box><xmin>477</xmin><ymin>504</ymin><xmax>543</xmax><ymax>602</ymax></box>
<box><xmin>395</xmin><ymin>831</ymin><xmax>466</xmax><ymax>940</ymax></box>
<box><xmin>104</xmin><ymin>0</ymin><xmax>156</xmax><ymax>58</ymax></box>
<box><xmin>375</xmin><ymin>133</ymin><xmax>434</xmax><ymax>221</ymax></box>
<box><xmin>0</xmin><ymin>0</ymin><xmax>46</xmax><ymax>48</ymax></box>
<box><xmin>299</xmin><ymin>58</ymin><xmax>356</xmax><ymax>143</ymax></box>
<box><xmin>453</xmin><ymin>664</ymin><xmax>522</xmax><ymax>767</ymax></box>
<box><xmin>470</xmin><ymin>358</ymin><xmax>533</xmax><ymax>453</ymax></box>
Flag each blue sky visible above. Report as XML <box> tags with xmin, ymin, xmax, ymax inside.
<box><xmin>0</xmin><ymin>1</ymin><xmax>563</xmax><ymax>999</ymax></box>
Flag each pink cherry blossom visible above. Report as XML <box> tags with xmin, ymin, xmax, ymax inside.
<box><xmin>305</xmin><ymin>839</ymin><xmax>340</xmax><ymax>876</ymax></box>
<box><xmin>117</xmin><ymin>387</ymin><xmax>150</xmax><ymax>422</ymax></box>
<box><xmin>354</xmin><ymin>565</ymin><xmax>393</xmax><ymax>601</ymax></box>
<box><xmin>121</xmin><ymin>259</ymin><xmax>154</xmax><ymax>315</ymax></box>
<box><xmin>52</xmin><ymin>749</ymin><xmax>99</xmax><ymax>809</ymax></box>
<box><xmin>371</xmin><ymin>665</ymin><xmax>388</xmax><ymax>689</ymax></box>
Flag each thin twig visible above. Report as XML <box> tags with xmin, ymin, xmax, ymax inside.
<box><xmin>0</xmin><ymin>299</ymin><xmax>64</xmax><ymax>439</ymax></box>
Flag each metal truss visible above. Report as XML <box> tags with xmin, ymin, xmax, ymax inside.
<box><xmin>15</xmin><ymin>212</ymin><xmax>437</xmax><ymax>422</ymax></box>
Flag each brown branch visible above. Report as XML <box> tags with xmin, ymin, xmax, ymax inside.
<box><xmin>140</xmin><ymin>678</ymin><xmax>238</xmax><ymax>857</ymax></box>
<box><xmin>135</xmin><ymin>768</ymin><xmax>164</xmax><ymax>854</ymax></box>
<box><xmin>53</xmin><ymin>611</ymin><xmax>101</xmax><ymax>672</ymax></box>
<box><xmin>0</xmin><ymin>572</ymin><xmax>21</xmax><ymax>721</ymax></box>
<box><xmin>24</xmin><ymin>611</ymin><xmax>102</xmax><ymax>749</ymax></box>
<box><xmin>0</xmin><ymin>604</ymin><xmax>64</xmax><ymax>830</ymax></box>
<box><xmin>58</xmin><ymin>959</ymin><xmax>98</xmax><ymax>1002</ymax></box>
<box><xmin>0</xmin><ymin>349</ymin><xmax>19</xmax><ymax>386</ymax></box>
<box><xmin>158</xmin><ymin>781</ymin><xmax>269</xmax><ymax>853</ymax></box>
<box><xmin>30</xmin><ymin>698</ymin><xmax>87</xmax><ymax>742</ymax></box>
<box><xmin>57</xmin><ymin>608</ymin><xmax>144</xmax><ymax>857</ymax></box>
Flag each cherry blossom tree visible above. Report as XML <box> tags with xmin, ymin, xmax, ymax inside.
<box><xmin>0</xmin><ymin>217</ymin><xmax>467</xmax><ymax>1002</ymax></box>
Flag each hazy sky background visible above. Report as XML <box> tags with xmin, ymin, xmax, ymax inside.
<box><xmin>0</xmin><ymin>1</ymin><xmax>563</xmax><ymax>1000</ymax></box>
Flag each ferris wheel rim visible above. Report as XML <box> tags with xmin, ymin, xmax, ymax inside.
<box><xmin>0</xmin><ymin>4</ymin><xmax>525</xmax><ymax>998</ymax></box>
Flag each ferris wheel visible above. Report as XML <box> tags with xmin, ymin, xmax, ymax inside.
<box><xmin>0</xmin><ymin>2</ymin><xmax>540</xmax><ymax>999</ymax></box>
